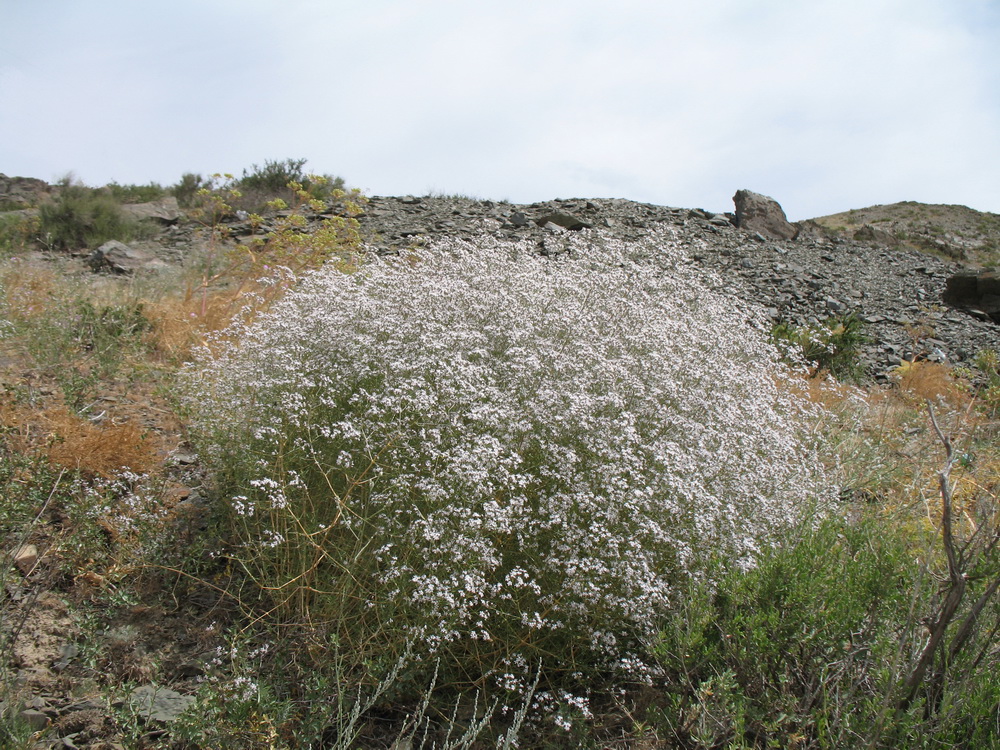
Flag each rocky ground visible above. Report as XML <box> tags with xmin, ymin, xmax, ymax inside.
<box><xmin>101</xmin><ymin>188</ymin><xmax>996</xmax><ymax>377</ymax></box>
<box><xmin>353</xmin><ymin>192</ymin><xmax>999</xmax><ymax>376</ymax></box>
<box><xmin>3</xmin><ymin>174</ymin><xmax>999</xmax><ymax>379</ymax></box>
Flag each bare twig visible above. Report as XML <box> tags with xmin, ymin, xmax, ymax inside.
<box><xmin>897</xmin><ymin>403</ymin><xmax>965</xmax><ymax>714</ymax></box>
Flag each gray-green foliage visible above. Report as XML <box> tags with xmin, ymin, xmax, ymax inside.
<box><xmin>772</xmin><ymin>312</ymin><xmax>868</xmax><ymax>381</ymax></box>
<box><xmin>37</xmin><ymin>183</ymin><xmax>150</xmax><ymax>251</ymax></box>
<box><xmin>653</xmin><ymin>513</ymin><xmax>1000</xmax><ymax>748</ymax></box>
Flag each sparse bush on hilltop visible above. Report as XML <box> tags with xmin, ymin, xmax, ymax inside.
<box><xmin>184</xmin><ymin>230</ymin><xmax>830</xmax><ymax>725</ymax></box>
<box><xmin>230</xmin><ymin>158</ymin><xmax>346</xmax><ymax>212</ymax></box>
<box><xmin>171</xmin><ymin>171</ymin><xmax>208</xmax><ymax>208</ymax></box>
<box><xmin>36</xmin><ymin>181</ymin><xmax>151</xmax><ymax>251</ymax></box>
<box><xmin>103</xmin><ymin>180</ymin><xmax>168</xmax><ymax>204</ymax></box>
<box><xmin>236</xmin><ymin>157</ymin><xmax>344</xmax><ymax>195</ymax></box>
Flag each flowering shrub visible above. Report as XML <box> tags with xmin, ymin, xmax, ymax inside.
<box><xmin>185</xmin><ymin>230</ymin><xmax>829</xmax><ymax>705</ymax></box>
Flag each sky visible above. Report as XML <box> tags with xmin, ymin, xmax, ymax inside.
<box><xmin>2</xmin><ymin>0</ymin><xmax>999</xmax><ymax>221</ymax></box>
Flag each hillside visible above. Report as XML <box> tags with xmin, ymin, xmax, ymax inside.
<box><xmin>807</xmin><ymin>200</ymin><xmax>1000</xmax><ymax>268</ymax></box>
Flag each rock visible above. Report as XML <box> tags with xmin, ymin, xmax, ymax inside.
<box><xmin>120</xmin><ymin>197</ymin><xmax>181</xmax><ymax>224</ymax></box>
<box><xmin>534</xmin><ymin>212</ymin><xmax>592</xmax><ymax>231</ymax></box>
<box><xmin>0</xmin><ymin>173</ymin><xmax>53</xmax><ymax>208</ymax></box>
<box><xmin>13</xmin><ymin>544</ymin><xmax>38</xmax><ymax>575</ymax></box>
<box><xmin>853</xmin><ymin>224</ymin><xmax>899</xmax><ymax>246</ymax></box>
<box><xmin>794</xmin><ymin>220</ymin><xmax>828</xmax><ymax>241</ymax></box>
<box><xmin>733</xmin><ymin>189</ymin><xmax>799</xmax><ymax>240</ymax></box>
<box><xmin>18</xmin><ymin>708</ymin><xmax>50</xmax><ymax>730</ymax></box>
<box><xmin>508</xmin><ymin>210</ymin><xmax>529</xmax><ymax>227</ymax></box>
<box><xmin>128</xmin><ymin>685</ymin><xmax>195</xmax><ymax>723</ymax></box>
<box><xmin>943</xmin><ymin>271</ymin><xmax>1000</xmax><ymax>323</ymax></box>
<box><xmin>88</xmin><ymin>241</ymin><xmax>169</xmax><ymax>274</ymax></box>
<box><xmin>53</xmin><ymin>642</ymin><xmax>80</xmax><ymax>672</ymax></box>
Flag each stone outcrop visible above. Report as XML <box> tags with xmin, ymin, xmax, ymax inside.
<box><xmin>732</xmin><ymin>189</ymin><xmax>799</xmax><ymax>240</ymax></box>
<box><xmin>120</xmin><ymin>196</ymin><xmax>181</xmax><ymax>224</ymax></box>
<box><xmin>943</xmin><ymin>271</ymin><xmax>1000</xmax><ymax>323</ymax></box>
<box><xmin>89</xmin><ymin>240</ymin><xmax>170</xmax><ymax>274</ymax></box>
<box><xmin>0</xmin><ymin>173</ymin><xmax>52</xmax><ymax>208</ymax></box>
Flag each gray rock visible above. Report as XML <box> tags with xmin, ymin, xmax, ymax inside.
<box><xmin>120</xmin><ymin>196</ymin><xmax>181</xmax><ymax>224</ymax></box>
<box><xmin>508</xmin><ymin>211</ymin><xmax>529</xmax><ymax>227</ymax></box>
<box><xmin>89</xmin><ymin>241</ymin><xmax>170</xmax><ymax>274</ymax></box>
<box><xmin>129</xmin><ymin>685</ymin><xmax>195</xmax><ymax>723</ymax></box>
<box><xmin>18</xmin><ymin>708</ymin><xmax>50</xmax><ymax>730</ymax></box>
<box><xmin>943</xmin><ymin>271</ymin><xmax>1000</xmax><ymax>323</ymax></box>
<box><xmin>534</xmin><ymin>212</ymin><xmax>592</xmax><ymax>231</ymax></box>
<box><xmin>733</xmin><ymin>189</ymin><xmax>799</xmax><ymax>240</ymax></box>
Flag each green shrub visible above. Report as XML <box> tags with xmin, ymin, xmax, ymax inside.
<box><xmin>37</xmin><ymin>184</ymin><xmax>149</xmax><ymax>251</ymax></box>
<box><xmin>0</xmin><ymin>213</ymin><xmax>38</xmax><ymax>257</ymax></box>
<box><xmin>236</xmin><ymin>157</ymin><xmax>343</xmax><ymax>195</ymax></box>
<box><xmin>185</xmin><ymin>230</ymin><xmax>829</xmax><ymax>728</ymax></box>
<box><xmin>103</xmin><ymin>181</ymin><xmax>168</xmax><ymax>204</ymax></box>
<box><xmin>973</xmin><ymin>348</ymin><xmax>1000</xmax><ymax>417</ymax></box>
<box><xmin>772</xmin><ymin>312</ymin><xmax>867</xmax><ymax>381</ymax></box>
<box><xmin>652</xmin><ymin>507</ymin><xmax>1000</xmax><ymax>748</ymax></box>
<box><xmin>172</xmin><ymin>172</ymin><xmax>210</xmax><ymax>208</ymax></box>
<box><xmin>230</xmin><ymin>158</ymin><xmax>346</xmax><ymax>212</ymax></box>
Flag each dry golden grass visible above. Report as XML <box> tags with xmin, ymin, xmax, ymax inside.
<box><xmin>781</xmin><ymin>364</ymin><xmax>999</xmax><ymax>561</ymax></box>
<box><xmin>0</xmin><ymin>398</ymin><xmax>157</xmax><ymax>477</ymax></box>
<box><xmin>1</xmin><ymin>261</ymin><xmax>61</xmax><ymax>321</ymax></box>
<box><xmin>892</xmin><ymin>360</ymin><xmax>972</xmax><ymax>410</ymax></box>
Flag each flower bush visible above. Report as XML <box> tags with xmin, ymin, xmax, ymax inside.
<box><xmin>184</xmin><ymin>230</ymin><xmax>829</xmax><ymax>702</ymax></box>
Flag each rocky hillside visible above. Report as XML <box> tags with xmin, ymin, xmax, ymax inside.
<box><xmin>357</xmin><ymin>191</ymin><xmax>999</xmax><ymax>376</ymax></box>
<box><xmin>807</xmin><ymin>200</ymin><xmax>1000</xmax><ymax>268</ymax></box>
<box><xmin>1</xmin><ymin>176</ymin><xmax>998</xmax><ymax>377</ymax></box>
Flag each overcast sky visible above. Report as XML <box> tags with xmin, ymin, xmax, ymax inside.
<box><xmin>2</xmin><ymin>0</ymin><xmax>999</xmax><ymax>220</ymax></box>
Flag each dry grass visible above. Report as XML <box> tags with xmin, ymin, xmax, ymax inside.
<box><xmin>782</xmin><ymin>365</ymin><xmax>998</xmax><ymax>559</ymax></box>
<box><xmin>892</xmin><ymin>360</ymin><xmax>971</xmax><ymax>410</ymax></box>
<box><xmin>0</xmin><ymin>398</ymin><xmax>158</xmax><ymax>477</ymax></box>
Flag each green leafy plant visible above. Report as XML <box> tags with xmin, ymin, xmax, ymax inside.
<box><xmin>654</xmin><ymin>514</ymin><xmax>916</xmax><ymax>748</ymax></box>
<box><xmin>0</xmin><ymin>213</ymin><xmax>38</xmax><ymax>258</ymax></box>
<box><xmin>228</xmin><ymin>158</ymin><xmax>346</xmax><ymax>213</ymax></box>
<box><xmin>103</xmin><ymin>181</ymin><xmax>168</xmax><ymax>204</ymax></box>
<box><xmin>972</xmin><ymin>348</ymin><xmax>1000</xmax><ymax>417</ymax></box>
<box><xmin>36</xmin><ymin>182</ymin><xmax>150</xmax><ymax>251</ymax></box>
<box><xmin>651</xmin><ymin>400</ymin><xmax>1000</xmax><ymax>749</ymax></box>
<box><xmin>772</xmin><ymin>312</ymin><xmax>867</xmax><ymax>381</ymax></box>
<box><xmin>236</xmin><ymin>157</ymin><xmax>344</xmax><ymax>196</ymax></box>
<box><xmin>171</xmin><ymin>172</ymin><xmax>209</xmax><ymax>208</ymax></box>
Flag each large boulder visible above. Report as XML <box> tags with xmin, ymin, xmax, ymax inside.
<box><xmin>733</xmin><ymin>189</ymin><xmax>798</xmax><ymax>240</ymax></box>
<box><xmin>120</xmin><ymin>196</ymin><xmax>181</xmax><ymax>224</ymax></box>
<box><xmin>943</xmin><ymin>271</ymin><xmax>1000</xmax><ymax>323</ymax></box>
<box><xmin>89</xmin><ymin>240</ymin><xmax>169</xmax><ymax>274</ymax></box>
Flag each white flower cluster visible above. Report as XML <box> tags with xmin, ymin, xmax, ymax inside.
<box><xmin>185</xmin><ymin>230</ymin><xmax>829</xmax><ymax>683</ymax></box>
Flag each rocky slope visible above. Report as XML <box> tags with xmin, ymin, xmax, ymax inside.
<box><xmin>2</xmin><ymin>176</ymin><xmax>998</xmax><ymax>376</ymax></box>
<box><xmin>347</xmin><ymin>192</ymin><xmax>999</xmax><ymax>376</ymax></box>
